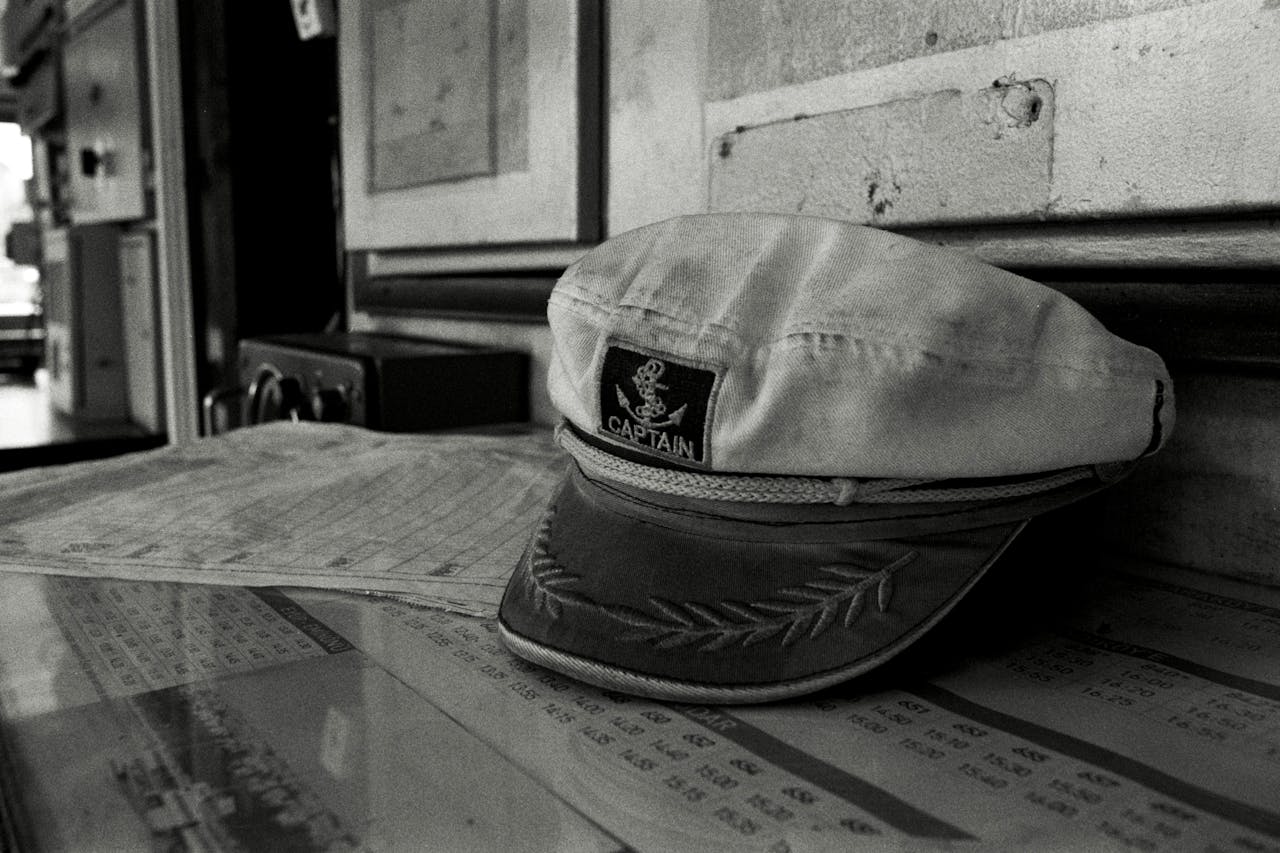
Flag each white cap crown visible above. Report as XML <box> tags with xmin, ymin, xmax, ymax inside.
<box><xmin>548</xmin><ymin>213</ymin><xmax>1172</xmax><ymax>479</ymax></box>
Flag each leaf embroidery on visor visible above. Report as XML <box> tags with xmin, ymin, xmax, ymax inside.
<box><xmin>521</xmin><ymin>505</ymin><xmax>918</xmax><ymax>652</ymax></box>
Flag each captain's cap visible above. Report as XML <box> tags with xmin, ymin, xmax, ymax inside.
<box><xmin>499</xmin><ymin>213</ymin><xmax>1172</xmax><ymax>703</ymax></box>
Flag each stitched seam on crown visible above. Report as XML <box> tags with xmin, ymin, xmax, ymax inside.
<box><xmin>554</xmin><ymin>286</ymin><xmax>742</xmax><ymax>340</ymax></box>
<box><xmin>774</xmin><ymin>320</ymin><xmax>1160</xmax><ymax>380</ymax></box>
<box><xmin>554</xmin><ymin>291</ymin><xmax>1158</xmax><ymax>384</ymax></box>
<box><xmin>764</xmin><ymin>333</ymin><xmax>1159</xmax><ymax>384</ymax></box>
<box><xmin>559</xmin><ymin>285</ymin><xmax>1012</xmax><ymax>362</ymax></box>
<box><xmin>551</xmin><ymin>289</ymin><xmax>743</xmax><ymax>350</ymax></box>
<box><xmin>557</xmin><ymin>285</ymin><xmax>1043</xmax><ymax>365</ymax></box>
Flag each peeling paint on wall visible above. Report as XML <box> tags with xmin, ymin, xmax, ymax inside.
<box><xmin>709</xmin><ymin>79</ymin><xmax>1055</xmax><ymax>227</ymax></box>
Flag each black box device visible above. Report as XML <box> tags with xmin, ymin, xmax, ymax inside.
<box><xmin>237</xmin><ymin>332</ymin><xmax>528</xmax><ymax>431</ymax></box>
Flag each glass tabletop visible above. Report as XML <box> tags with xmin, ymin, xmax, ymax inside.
<box><xmin>1</xmin><ymin>565</ymin><xmax>1278</xmax><ymax>852</ymax></box>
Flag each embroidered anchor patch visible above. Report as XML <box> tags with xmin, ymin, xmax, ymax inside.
<box><xmin>599</xmin><ymin>345</ymin><xmax>718</xmax><ymax>465</ymax></box>
<box><xmin>616</xmin><ymin>359</ymin><xmax>687</xmax><ymax>428</ymax></box>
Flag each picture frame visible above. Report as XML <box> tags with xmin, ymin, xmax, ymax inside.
<box><xmin>339</xmin><ymin>0</ymin><xmax>601</xmax><ymax>251</ymax></box>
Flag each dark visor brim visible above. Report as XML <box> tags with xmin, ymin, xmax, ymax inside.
<box><xmin>497</xmin><ymin>463</ymin><xmax>1109</xmax><ymax>703</ymax></box>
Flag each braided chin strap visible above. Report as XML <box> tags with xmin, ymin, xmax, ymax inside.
<box><xmin>556</xmin><ymin>424</ymin><xmax>1103</xmax><ymax>506</ymax></box>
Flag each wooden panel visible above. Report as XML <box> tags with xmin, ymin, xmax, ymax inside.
<box><xmin>711</xmin><ymin>79</ymin><xmax>1053</xmax><ymax>225</ymax></box>
<box><xmin>705</xmin><ymin>0</ymin><xmax>1280</xmax><ymax>225</ymax></box>
<box><xmin>706</xmin><ymin>0</ymin><xmax>1213</xmax><ymax>100</ymax></box>
<box><xmin>905</xmin><ymin>216</ymin><xmax>1280</xmax><ymax>270</ymax></box>
<box><xmin>1046</xmin><ymin>277</ymin><xmax>1280</xmax><ymax>369</ymax></box>
<box><xmin>364</xmin><ymin>244</ymin><xmax>586</xmax><ymax>276</ymax></box>
<box><xmin>353</xmin><ymin>274</ymin><xmax>555</xmax><ymax>322</ymax></box>
<box><xmin>606</xmin><ymin>0</ymin><xmax>1280</xmax><ymax>261</ymax></box>
<box><xmin>1099</xmin><ymin>368</ymin><xmax>1280</xmax><ymax>586</ymax></box>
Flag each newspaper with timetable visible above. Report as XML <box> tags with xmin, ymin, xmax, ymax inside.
<box><xmin>0</xmin><ymin>422</ymin><xmax>565</xmax><ymax>615</ymax></box>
